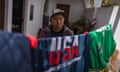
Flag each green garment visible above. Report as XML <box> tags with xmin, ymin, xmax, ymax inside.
<box><xmin>89</xmin><ymin>24</ymin><xmax>116</xmax><ymax>69</ymax></box>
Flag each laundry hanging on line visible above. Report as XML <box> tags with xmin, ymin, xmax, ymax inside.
<box><xmin>33</xmin><ymin>33</ymin><xmax>90</xmax><ymax>72</ymax></box>
<box><xmin>0</xmin><ymin>24</ymin><xmax>116</xmax><ymax>72</ymax></box>
<box><xmin>32</xmin><ymin>24</ymin><xmax>116</xmax><ymax>72</ymax></box>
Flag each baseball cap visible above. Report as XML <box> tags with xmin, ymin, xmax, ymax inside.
<box><xmin>50</xmin><ymin>9</ymin><xmax>65</xmax><ymax>18</ymax></box>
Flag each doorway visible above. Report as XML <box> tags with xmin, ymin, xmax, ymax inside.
<box><xmin>12</xmin><ymin>0</ymin><xmax>25</xmax><ymax>33</ymax></box>
<box><xmin>0</xmin><ymin>0</ymin><xmax>5</xmax><ymax>30</ymax></box>
<box><xmin>56</xmin><ymin>4</ymin><xmax>70</xmax><ymax>24</ymax></box>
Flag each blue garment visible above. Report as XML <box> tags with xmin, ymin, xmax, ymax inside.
<box><xmin>33</xmin><ymin>34</ymin><xmax>90</xmax><ymax>72</ymax></box>
<box><xmin>0</xmin><ymin>31</ymin><xmax>33</xmax><ymax>72</ymax></box>
<box><xmin>84</xmin><ymin>34</ymin><xmax>90</xmax><ymax>72</ymax></box>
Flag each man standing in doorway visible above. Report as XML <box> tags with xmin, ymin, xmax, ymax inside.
<box><xmin>38</xmin><ymin>9</ymin><xmax>73</xmax><ymax>38</ymax></box>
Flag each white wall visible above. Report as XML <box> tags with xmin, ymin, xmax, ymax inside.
<box><xmin>4</xmin><ymin>0</ymin><xmax>44</xmax><ymax>36</ymax></box>
<box><xmin>47</xmin><ymin>0</ymin><xmax>84</xmax><ymax>22</ymax></box>
<box><xmin>85</xmin><ymin>6</ymin><xmax>120</xmax><ymax>32</ymax></box>
<box><xmin>114</xmin><ymin>18</ymin><xmax>120</xmax><ymax>51</ymax></box>
<box><xmin>85</xmin><ymin>7</ymin><xmax>113</xmax><ymax>29</ymax></box>
<box><xmin>4</xmin><ymin>0</ymin><xmax>13</xmax><ymax>32</ymax></box>
<box><xmin>24</xmin><ymin>0</ymin><xmax>45</xmax><ymax>36</ymax></box>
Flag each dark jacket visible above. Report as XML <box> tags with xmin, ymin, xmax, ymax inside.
<box><xmin>38</xmin><ymin>25</ymin><xmax>74</xmax><ymax>38</ymax></box>
<box><xmin>0</xmin><ymin>31</ymin><xmax>33</xmax><ymax>72</ymax></box>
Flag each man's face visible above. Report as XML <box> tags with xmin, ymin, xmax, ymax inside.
<box><xmin>50</xmin><ymin>14</ymin><xmax>65</xmax><ymax>30</ymax></box>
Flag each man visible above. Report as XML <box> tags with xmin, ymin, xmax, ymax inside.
<box><xmin>39</xmin><ymin>9</ymin><xmax>73</xmax><ymax>38</ymax></box>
